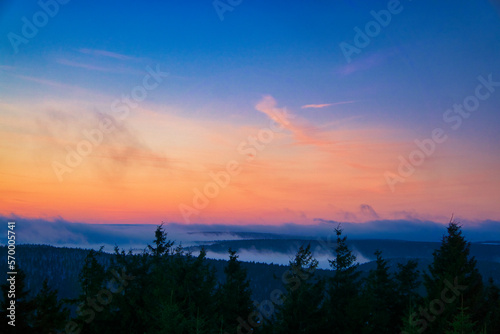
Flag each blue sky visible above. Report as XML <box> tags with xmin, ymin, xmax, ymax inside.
<box><xmin>1</xmin><ymin>0</ymin><xmax>500</xmax><ymax>229</ymax></box>
<box><xmin>2</xmin><ymin>0</ymin><xmax>499</xmax><ymax>126</ymax></box>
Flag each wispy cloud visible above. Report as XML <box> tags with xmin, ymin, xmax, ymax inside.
<box><xmin>255</xmin><ymin>95</ymin><xmax>294</xmax><ymax>128</ymax></box>
<box><xmin>0</xmin><ymin>65</ymin><xmax>16</xmax><ymax>71</ymax></box>
<box><xmin>301</xmin><ymin>101</ymin><xmax>355</xmax><ymax>109</ymax></box>
<box><xmin>360</xmin><ymin>204</ymin><xmax>380</xmax><ymax>220</ymax></box>
<box><xmin>15</xmin><ymin>74</ymin><xmax>88</xmax><ymax>93</ymax></box>
<box><xmin>55</xmin><ymin>58</ymin><xmax>145</xmax><ymax>75</ymax></box>
<box><xmin>78</xmin><ymin>48</ymin><xmax>140</xmax><ymax>61</ymax></box>
<box><xmin>35</xmin><ymin>108</ymin><xmax>169</xmax><ymax>183</ymax></box>
<box><xmin>336</xmin><ymin>47</ymin><xmax>398</xmax><ymax>75</ymax></box>
<box><xmin>56</xmin><ymin>58</ymin><xmax>114</xmax><ymax>72</ymax></box>
<box><xmin>255</xmin><ymin>95</ymin><xmax>333</xmax><ymax>147</ymax></box>
<box><xmin>302</xmin><ymin>103</ymin><xmax>333</xmax><ymax>109</ymax></box>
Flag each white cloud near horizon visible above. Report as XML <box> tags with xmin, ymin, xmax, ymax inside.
<box><xmin>2</xmin><ymin>215</ymin><xmax>500</xmax><ymax>251</ymax></box>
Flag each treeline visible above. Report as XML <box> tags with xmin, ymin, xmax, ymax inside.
<box><xmin>0</xmin><ymin>244</ymin><xmax>294</xmax><ymax>304</ymax></box>
<box><xmin>1</xmin><ymin>222</ymin><xmax>500</xmax><ymax>333</ymax></box>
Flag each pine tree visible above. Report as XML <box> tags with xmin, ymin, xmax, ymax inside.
<box><xmin>481</xmin><ymin>277</ymin><xmax>500</xmax><ymax>333</ymax></box>
<box><xmin>32</xmin><ymin>279</ymin><xmax>70</xmax><ymax>334</ymax></box>
<box><xmin>78</xmin><ymin>248</ymin><xmax>106</xmax><ymax>298</ymax></box>
<box><xmin>445</xmin><ymin>305</ymin><xmax>477</xmax><ymax>334</ymax></box>
<box><xmin>362</xmin><ymin>250</ymin><xmax>399</xmax><ymax>334</ymax></box>
<box><xmin>423</xmin><ymin>221</ymin><xmax>484</xmax><ymax>333</ymax></box>
<box><xmin>324</xmin><ymin>225</ymin><xmax>362</xmax><ymax>333</ymax></box>
<box><xmin>158</xmin><ymin>290</ymin><xmax>190</xmax><ymax>334</ymax></box>
<box><xmin>147</xmin><ymin>223</ymin><xmax>174</xmax><ymax>258</ymax></box>
<box><xmin>217</xmin><ymin>248</ymin><xmax>254</xmax><ymax>334</ymax></box>
<box><xmin>400</xmin><ymin>305</ymin><xmax>422</xmax><ymax>334</ymax></box>
<box><xmin>154</xmin><ymin>246</ymin><xmax>218</xmax><ymax>334</ymax></box>
<box><xmin>0</xmin><ymin>268</ymin><xmax>36</xmax><ymax>333</ymax></box>
<box><xmin>272</xmin><ymin>244</ymin><xmax>325</xmax><ymax>334</ymax></box>
<box><xmin>396</xmin><ymin>260</ymin><xmax>421</xmax><ymax>305</ymax></box>
<box><xmin>396</xmin><ymin>260</ymin><xmax>422</xmax><ymax>332</ymax></box>
<box><xmin>74</xmin><ymin>248</ymin><xmax>107</xmax><ymax>334</ymax></box>
<box><xmin>104</xmin><ymin>247</ymin><xmax>151</xmax><ymax>334</ymax></box>
<box><xmin>109</xmin><ymin>224</ymin><xmax>175</xmax><ymax>334</ymax></box>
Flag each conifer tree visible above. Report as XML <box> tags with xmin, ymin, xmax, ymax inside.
<box><xmin>424</xmin><ymin>221</ymin><xmax>484</xmax><ymax>332</ymax></box>
<box><xmin>148</xmin><ymin>223</ymin><xmax>174</xmax><ymax>258</ymax></box>
<box><xmin>395</xmin><ymin>259</ymin><xmax>422</xmax><ymax>332</ymax></box>
<box><xmin>78</xmin><ymin>248</ymin><xmax>106</xmax><ymax>298</ymax></box>
<box><xmin>100</xmin><ymin>247</ymin><xmax>147</xmax><ymax>334</ymax></box>
<box><xmin>75</xmin><ymin>248</ymin><xmax>107</xmax><ymax>334</ymax></box>
<box><xmin>158</xmin><ymin>290</ymin><xmax>190</xmax><ymax>334</ymax></box>
<box><xmin>396</xmin><ymin>260</ymin><xmax>421</xmax><ymax>309</ymax></box>
<box><xmin>362</xmin><ymin>250</ymin><xmax>399</xmax><ymax>334</ymax></box>
<box><xmin>400</xmin><ymin>305</ymin><xmax>422</xmax><ymax>334</ymax></box>
<box><xmin>273</xmin><ymin>244</ymin><xmax>325</xmax><ymax>334</ymax></box>
<box><xmin>155</xmin><ymin>246</ymin><xmax>218</xmax><ymax>334</ymax></box>
<box><xmin>324</xmin><ymin>225</ymin><xmax>362</xmax><ymax>333</ymax></box>
<box><xmin>445</xmin><ymin>305</ymin><xmax>477</xmax><ymax>334</ymax></box>
<box><xmin>0</xmin><ymin>268</ymin><xmax>35</xmax><ymax>333</ymax></box>
<box><xmin>217</xmin><ymin>248</ymin><xmax>254</xmax><ymax>334</ymax></box>
<box><xmin>145</xmin><ymin>224</ymin><xmax>178</xmax><ymax>332</ymax></box>
<box><xmin>481</xmin><ymin>277</ymin><xmax>500</xmax><ymax>333</ymax></box>
<box><xmin>32</xmin><ymin>279</ymin><xmax>70</xmax><ymax>334</ymax></box>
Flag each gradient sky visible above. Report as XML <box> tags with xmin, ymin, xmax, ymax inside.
<box><xmin>1</xmin><ymin>0</ymin><xmax>499</xmax><ymax>227</ymax></box>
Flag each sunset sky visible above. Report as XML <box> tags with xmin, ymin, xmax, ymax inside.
<box><xmin>1</xmin><ymin>0</ymin><xmax>499</xmax><ymax>228</ymax></box>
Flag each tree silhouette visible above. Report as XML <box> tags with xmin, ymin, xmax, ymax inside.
<box><xmin>362</xmin><ymin>250</ymin><xmax>399</xmax><ymax>333</ymax></box>
<box><xmin>424</xmin><ymin>221</ymin><xmax>484</xmax><ymax>332</ymax></box>
<box><xmin>445</xmin><ymin>305</ymin><xmax>477</xmax><ymax>334</ymax></box>
<box><xmin>32</xmin><ymin>279</ymin><xmax>70</xmax><ymax>334</ymax></box>
<box><xmin>481</xmin><ymin>277</ymin><xmax>500</xmax><ymax>333</ymax></box>
<box><xmin>272</xmin><ymin>244</ymin><xmax>325</xmax><ymax>334</ymax></box>
<box><xmin>324</xmin><ymin>225</ymin><xmax>362</xmax><ymax>333</ymax></box>
<box><xmin>395</xmin><ymin>259</ymin><xmax>422</xmax><ymax>332</ymax></box>
<box><xmin>148</xmin><ymin>223</ymin><xmax>175</xmax><ymax>258</ymax></box>
<box><xmin>3</xmin><ymin>221</ymin><xmax>499</xmax><ymax>333</ymax></box>
<box><xmin>0</xmin><ymin>268</ymin><xmax>36</xmax><ymax>333</ymax></box>
<box><xmin>217</xmin><ymin>248</ymin><xmax>254</xmax><ymax>334</ymax></box>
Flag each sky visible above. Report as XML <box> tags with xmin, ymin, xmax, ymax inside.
<box><xmin>1</xmin><ymin>0</ymin><xmax>500</xmax><ymax>234</ymax></box>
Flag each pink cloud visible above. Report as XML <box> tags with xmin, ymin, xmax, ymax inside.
<box><xmin>255</xmin><ymin>95</ymin><xmax>333</xmax><ymax>147</ymax></box>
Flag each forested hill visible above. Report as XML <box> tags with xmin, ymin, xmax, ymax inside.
<box><xmin>1</xmin><ymin>239</ymin><xmax>500</xmax><ymax>303</ymax></box>
<box><xmin>1</xmin><ymin>223</ymin><xmax>500</xmax><ymax>333</ymax></box>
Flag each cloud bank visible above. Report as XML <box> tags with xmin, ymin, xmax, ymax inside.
<box><xmin>1</xmin><ymin>215</ymin><xmax>499</xmax><ymax>252</ymax></box>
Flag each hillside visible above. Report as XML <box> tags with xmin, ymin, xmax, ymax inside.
<box><xmin>2</xmin><ymin>240</ymin><xmax>499</xmax><ymax>304</ymax></box>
